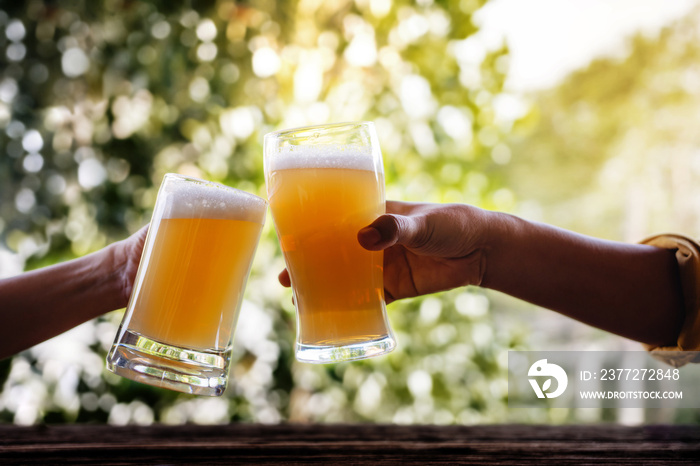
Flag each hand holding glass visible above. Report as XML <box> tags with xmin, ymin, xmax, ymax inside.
<box><xmin>106</xmin><ymin>174</ymin><xmax>266</xmax><ymax>396</ymax></box>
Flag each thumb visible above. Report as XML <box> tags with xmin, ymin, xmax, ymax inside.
<box><xmin>358</xmin><ymin>214</ymin><xmax>424</xmax><ymax>251</ymax></box>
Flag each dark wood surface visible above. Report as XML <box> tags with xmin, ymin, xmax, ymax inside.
<box><xmin>1</xmin><ymin>423</ymin><xmax>699</xmax><ymax>464</ymax></box>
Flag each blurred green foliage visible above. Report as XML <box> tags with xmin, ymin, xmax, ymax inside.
<box><xmin>2</xmin><ymin>0</ymin><xmax>698</xmax><ymax>426</ymax></box>
<box><xmin>506</xmin><ymin>13</ymin><xmax>700</xmax><ymax>242</ymax></box>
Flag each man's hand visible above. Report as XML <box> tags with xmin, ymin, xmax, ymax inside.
<box><xmin>277</xmin><ymin>200</ymin><xmax>685</xmax><ymax>348</ymax></box>
<box><xmin>279</xmin><ymin>201</ymin><xmax>490</xmax><ymax>303</ymax></box>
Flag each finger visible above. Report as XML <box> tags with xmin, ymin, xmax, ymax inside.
<box><xmin>135</xmin><ymin>224</ymin><xmax>149</xmax><ymax>249</ymax></box>
<box><xmin>358</xmin><ymin>214</ymin><xmax>423</xmax><ymax>251</ymax></box>
<box><xmin>386</xmin><ymin>200</ymin><xmax>419</xmax><ymax>215</ymax></box>
<box><xmin>357</xmin><ymin>225</ymin><xmax>384</xmax><ymax>250</ymax></box>
<box><xmin>278</xmin><ymin>269</ymin><xmax>291</xmax><ymax>287</ymax></box>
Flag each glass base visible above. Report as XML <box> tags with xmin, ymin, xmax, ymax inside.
<box><xmin>106</xmin><ymin>329</ymin><xmax>230</xmax><ymax>396</ymax></box>
<box><xmin>296</xmin><ymin>334</ymin><xmax>396</xmax><ymax>364</ymax></box>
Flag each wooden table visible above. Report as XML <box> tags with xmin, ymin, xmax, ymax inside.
<box><xmin>1</xmin><ymin>423</ymin><xmax>699</xmax><ymax>464</ymax></box>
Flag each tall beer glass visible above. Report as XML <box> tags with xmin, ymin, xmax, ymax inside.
<box><xmin>106</xmin><ymin>174</ymin><xmax>266</xmax><ymax>396</ymax></box>
<box><xmin>264</xmin><ymin>121</ymin><xmax>395</xmax><ymax>363</ymax></box>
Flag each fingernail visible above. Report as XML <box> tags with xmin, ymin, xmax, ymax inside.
<box><xmin>359</xmin><ymin>227</ymin><xmax>382</xmax><ymax>248</ymax></box>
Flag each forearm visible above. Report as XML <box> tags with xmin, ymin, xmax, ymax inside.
<box><xmin>480</xmin><ymin>212</ymin><xmax>685</xmax><ymax>346</ymax></box>
<box><xmin>0</xmin><ymin>245</ymin><xmax>126</xmax><ymax>360</ymax></box>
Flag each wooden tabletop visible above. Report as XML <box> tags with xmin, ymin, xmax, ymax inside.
<box><xmin>1</xmin><ymin>423</ymin><xmax>699</xmax><ymax>464</ymax></box>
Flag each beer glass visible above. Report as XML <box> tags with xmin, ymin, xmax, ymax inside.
<box><xmin>106</xmin><ymin>174</ymin><xmax>266</xmax><ymax>396</ymax></box>
<box><xmin>264</xmin><ymin>121</ymin><xmax>396</xmax><ymax>363</ymax></box>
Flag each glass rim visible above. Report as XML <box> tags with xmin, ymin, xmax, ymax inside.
<box><xmin>264</xmin><ymin>121</ymin><xmax>374</xmax><ymax>141</ymax></box>
<box><xmin>163</xmin><ymin>173</ymin><xmax>267</xmax><ymax>205</ymax></box>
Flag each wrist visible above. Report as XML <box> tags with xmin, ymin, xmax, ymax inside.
<box><xmin>478</xmin><ymin>210</ymin><xmax>523</xmax><ymax>290</ymax></box>
<box><xmin>446</xmin><ymin>204</ymin><xmax>508</xmax><ymax>288</ymax></box>
<box><xmin>99</xmin><ymin>242</ymin><xmax>131</xmax><ymax>309</ymax></box>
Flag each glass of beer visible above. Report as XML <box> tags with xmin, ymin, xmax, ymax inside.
<box><xmin>106</xmin><ymin>174</ymin><xmax>266</xmax><ymax>396</ymax></box>
<box><xmin>264</xmin><ymin>121</ymin><xmax>396</xmax><ymax>363</ymax></box>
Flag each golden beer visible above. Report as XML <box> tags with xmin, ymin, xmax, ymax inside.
<box><xmin>264</xmin><ymin>122</ymin><xmax>395</xmax><ymax>363</ymax></box>
<box><xmin>107</xmin><ymin>174</ymin><xmax>266</xmax><ymax>395</ymax></box>
<box><xmin>128</xmin><ymin>217</ymin><xmax>262</xmax><ymax>350</ymax></box>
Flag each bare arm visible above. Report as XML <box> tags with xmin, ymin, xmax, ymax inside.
<box><xmin>346</xmin><ymin>201</ymin><xmax>684</xmax><ymax>347</ymax></box>
<box><xmin>481</xmin><ymin>211</ymin><xmax>684</xmax><ymax>346</ymax></box>
<box><xmin>0</xmin><ymin>227</ymin><xmax>147</xmax><ymax>360</ymax></box>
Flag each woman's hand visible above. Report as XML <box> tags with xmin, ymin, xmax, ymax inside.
<box><xmin>0</xmin><ymin>225</ymin><xmax>149</xmax><ymax>359</ymax></box>
<box><xmin>108</xmin><ymin>225</ymin><xmax>149</xmax><ymax>306</ymax></box>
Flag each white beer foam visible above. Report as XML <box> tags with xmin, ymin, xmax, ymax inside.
<box><xmin>269</xmin><ymin>144</ymin><xmax>382</xmax><ymax>173</ymax></box>
<box><xmin>161</xmin><ymin>175</ymin><xmax>266</xmax><ymax>224</ymax></box>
